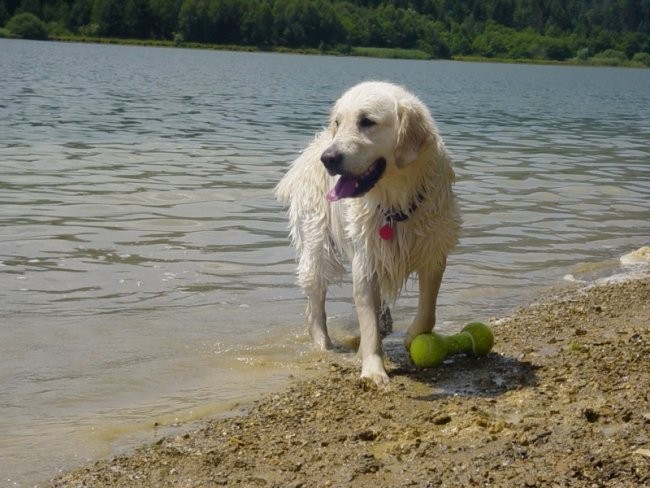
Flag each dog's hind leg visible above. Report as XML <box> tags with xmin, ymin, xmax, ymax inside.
<box><xmin>404</xmin><ymin>258</ymin><xmax>447</xmax><ymax>349</ymax></box>
<box><xmin>296</xmin><ymin>216</ymin><xmax>342</xmax><ymax>351</ymax></box>
<box><xmin>305</xmin><ymin>285</ymin><xmax>332</xmax><ymax>350</ymax></box>
<box><xmin>379</xmin><ymin>303</ymin><xmax>393</xmax><ymax>338</ymax></box>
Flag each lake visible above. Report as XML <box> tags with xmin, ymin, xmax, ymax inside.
<box><xmin>0</xmin><ymin>38</ymin><xmax>648</xmax><ymax>485</ymax></box>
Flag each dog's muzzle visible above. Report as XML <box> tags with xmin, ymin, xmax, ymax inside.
<box><xmin>324</xmin><ymin>156</ymin><xmax>387</xmax><ymax>202</ymax></box>
<box><xmin>321</xmin><ymin>147</ymin><xmax>344</xmax><ymax>176</ymax></box>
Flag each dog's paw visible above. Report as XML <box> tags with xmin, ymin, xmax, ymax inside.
<box><xmin>360</xmin><ymin>371</ymin><xmax>390</xmax><ymax>387</ymax></box>
<box><xmin>309</xmin><ymin>327</ymin><xmax>334</xmax><ymax>351</ymax></box>
<box><xmin>404</xmin><ymin>319</ymin><xmax>434</xmax><ymax>350</ymax></box>
<box><xmin>403</xmin><ymin>329</ymin><xmax>424</xmax><ymax>350</ymax></box>
<box><xmin>313</xmin><ymin>336</ymin><xmax>334</xmax><ymax>351</ymax></box>
<box><xmin>360</xmin><ymin>355</ymin><xmax>389</xmax><ymax>386</ymax></box>
<box><xmin>403</xmin><ymin>332</ymin><xmax>415</xmax><ymax>350</ymax></box>
<box><xmin>359</xmin><ymin>375</ymin><xmax>388</xmax><ymax>391</ymax></box>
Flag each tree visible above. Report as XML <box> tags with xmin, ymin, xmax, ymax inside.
<box><xmin>178</xmin><ymin>0</ymin><xmax>210</xmax><ymax>42</ymax></box>
<box><xmin>417</xmin><ymin>18</ymin><xmax>451</xmax><ymax>58</ymax></box>
<box><xmin>16</xmin><ymin>0</ymin><xmax>41</xmax><ymax>18</ymax></box>
<box><xmin>272</xmin><ymin>0</ymin><xmax>322</xmax><ymax>47</ymax></box>
<box><xmin>123</xmin><ymin>0</ymin><xmax>151</xmax><ymax>38</ymax></box>
<box><xmin>69</xmin><ymin>0</ymin><xmax>93</xmax><ymax>31</ymax></box>
<box><xmin>5</xmin><ymin>11</ymin><xmax>48</xmax><ymax>39</ymax></box>
<box><xmin>338</xmin><ymin>2</ymin><xmax>370</xmax><ymax>46</ymax></box>
<box><xmin>240</xmin><ymin>0</ymin><xmax>273</xmax><ymax>45</ymax></box>
<box><xmin>617</xmin><ymin>30</ymin><xmax>650</xmax><ymax>58</ymax></box>
<box><xmin>542</xmin><ymin>36</ymin><xmax>572</xmax><ymax>60</ymax></box>
<box><xmin>471</xmin><ymin>20</ymin><xmax>509</xmax><ymax>57</ymax></box>
<box><xmin>514</xmin><ymin>0</ymin><xmax>545</xmax><ymax>33</ymax></box>
<box><xmin>0</xmin><ymin>0</ymin><xmax>647</xmax><ymax>63</ymax></box>
<box><xmin>148</xmin><ymin>0</ymin><xmax>181</xmax><ymax>39</ymax></box>
<box><xmin>203</xmin><ymin>0</ymin><xmax>240</xmax><ymax>44</ymax></box>
<box><xmin>0</xmin><ymin>2</ymin><xmax>9</xmax><ymax>25</ymax></box>
<box><xmin>92</xmin><ymin>0</ymin><xmax>125</xmax><ymax>36</ymax></box>
<box><xmin>315</xmin><ymin>0</ymin><xmax>343</xmax><ymax>47</ymax></box>
<box><xmin>490</xmin><ymin>0</ymin><xmax>515</xmax><ymax>27</ymax></box>
<box><xmin>41</xmin><ymin>1</ymin><xmax>72</xmax><ymax>27</ymax></box>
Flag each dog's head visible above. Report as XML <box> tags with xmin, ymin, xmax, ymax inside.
<box><xmin>322</xmin><ymin>81</ymin><xmax>434</xmax><ymax>202</ymax></box>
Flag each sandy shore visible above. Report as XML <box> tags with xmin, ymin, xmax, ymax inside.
<box><xmin>52</xmin><ymin>276</ymin><xmax>649</xmax><ymax>487</ymax></box>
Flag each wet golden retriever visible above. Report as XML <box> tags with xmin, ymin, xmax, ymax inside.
<box><xmin>276</xmin><ymin>81</ymin><xmax>461</xmax><ymax>385</ymax></box>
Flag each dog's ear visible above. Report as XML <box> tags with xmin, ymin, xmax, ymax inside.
<box><xmin>395</xmin><ymin>96</ymin><xmax>431</xmax><ymax>168</ymax></box>
<box><xmin>327</xmin><ymin>100</ymin><xmax>342</xmax><ymax>135</ymax></box>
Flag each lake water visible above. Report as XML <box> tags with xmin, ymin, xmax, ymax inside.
<box><xmin>1</xmin><ymin>38</ymin><xmax>649</xmax><ymax>485</ymax></box>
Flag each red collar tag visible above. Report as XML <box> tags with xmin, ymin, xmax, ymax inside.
<box><xmin>379</xmin><ymin>222</ymin><xmax>394</xmax><ymax>240</ymax></box>
<box><xmin>378</xmin><ymin>191</ymin><xmax>425</xmax><ymax>240</ymax></box>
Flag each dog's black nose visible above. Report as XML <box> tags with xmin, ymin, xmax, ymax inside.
<box><xmin>321</xmin><ymin>148</ymin><xmax>343</xmax><ymax>174</ymax></box>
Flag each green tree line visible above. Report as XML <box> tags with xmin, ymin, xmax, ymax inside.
<box><xmin>1</xmin><ymin>0</ymin><xmax>649</xmax><ymax>64</ymax></box>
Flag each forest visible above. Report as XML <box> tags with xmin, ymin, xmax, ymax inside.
<box><xmin>1</xmin><ymin>0</ymin><xmax>649</xmax><ymax>65</ymax></box>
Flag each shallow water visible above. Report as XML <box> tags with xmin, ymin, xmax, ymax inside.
<box><xmin>0</xmin><ymin>39</ymin><xmax>649</xmax><ymax>485</ymax></box>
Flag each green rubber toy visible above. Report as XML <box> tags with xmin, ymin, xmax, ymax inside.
<box><xmin>409</xmin><ymin>322</ymin><xmax>494</xmax><ymax>368</ymax></box>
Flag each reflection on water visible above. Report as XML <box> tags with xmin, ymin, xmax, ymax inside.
<box><xmin>1</xmin><ymin>39</ymin><xmax>649</xmax><ymax>484</ymax></box>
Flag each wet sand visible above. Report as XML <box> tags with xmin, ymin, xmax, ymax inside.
<box><xmin>52</xmin><ymin>276</ymin><xmax>649</xmax><ymax>487</ymax></box>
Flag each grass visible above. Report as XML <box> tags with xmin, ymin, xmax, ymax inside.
<box><xmin>454</xmin><ymin>53</ymin><xmax>649</xmax><ymax>68</ymax></box>
<box><xmin>51</xmin><ymin>34</ymin><xmax>247</xmax><ymax>51</ymax></box>
<box><xmin>50</xmin><ymin>35</ymin><xmax>433</xmax><ymax>60</ymax></box>
<box><xmin>569</xmin><ymin>342</ymin><xmax>585</xmax><ymax>352</ymax></box>
<box><xmin>42</xmin><ymin>35</ymin><xmax>650</xmax><ymax>67</ymax></box>
<box><xmin>350</xmin><ymin>46</ymin><xmax>432</xmax><ymax>60</ymax></box>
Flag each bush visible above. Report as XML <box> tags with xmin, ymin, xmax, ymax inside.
<box><xmin>617</xmin><ymin>32</ymin><xmax>649</xmax><ymax>59</ymax></box>
<box><xmin>590</xmin><ymin>49</ymin><xmax>627</xmax><ymax>66</ymax></box>
<box><xmin>631</xmin><ymin>52</ymin><xmax>650</xmax><ymax>67</ymax></box>
<box><xmin>543</xmin><ymin>38</ymin><xmax>572</xmax><ymax>61</ymax></box>
<box><xmin>593</xmin><ymin>49</ymin><xmax>627</xmax><ymax>61</ymax></box>
<box><xmin>46</xmin><ymin>22</ymin><xmax>71</xmax><ymax>37</ymax></box>
<box><xmin>6</xmin><ymin>13</ymin><xmax>47</xmax><ymax>40</ymax></box>
<box><xmin>0</xmin><ymin>27</ymin><xmax>14</xmax><ymax>38</ymax></box>
<box><xmin>5</xmin><ymin>13</ymin><xmax>48</xmax><ymax>40</ymax></box>
<box><xmin>78</xmin><ymin>23</ymin><xmax>100</xmax><ymax>36</ymax></box>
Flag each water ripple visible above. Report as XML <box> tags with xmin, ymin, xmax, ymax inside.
<box><xmin>1</xmin><ymin>39</ymin><xmax>649</xmax><ymax>485</ymax></box>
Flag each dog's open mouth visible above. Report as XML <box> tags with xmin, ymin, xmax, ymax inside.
<box><xmin>325</xmin><ymin>158</ymin><xmax>386</xmax><ymax>202</ymax></box>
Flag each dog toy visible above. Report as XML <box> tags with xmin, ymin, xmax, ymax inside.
<box><xmin>409</xmin><ymin>322</ymin><xmax>494</xmax><ymax>368</ymax></box>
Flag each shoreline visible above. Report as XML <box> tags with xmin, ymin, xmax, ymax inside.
<box><xmin>6</xmin><ymin>35</ymin><xmax>644</xmax><ymax>68</ymax></box>
<box><xmin>52</xmin><ymin>274</ymin><xmax>649</xmax><ymax>487</ymax></box>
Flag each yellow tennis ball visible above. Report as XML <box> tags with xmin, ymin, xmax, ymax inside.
<box><xmin>461</xmin><ymin>322</ymin><xmax>494</xmax><ymax>356</ymax></box>
<box><xmin>410</xmin><ymin>333</ymin><xmax>446</xmax><ymax>368</ymax></box>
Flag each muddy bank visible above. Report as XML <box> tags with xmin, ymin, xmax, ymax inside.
<box><xmin>52</xmin><ymin>277</ymin><xmax>649</xmax><ymax>487</ymax></box>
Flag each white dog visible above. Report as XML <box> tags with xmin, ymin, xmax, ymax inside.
<box><xmin>275</xmin><ymin>81</ymin><xmax>461</xmax><ymax>385</ymax></box>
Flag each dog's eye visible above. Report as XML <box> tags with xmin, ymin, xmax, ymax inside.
<box><xmin>359</xmin><ymin>117</ymin><xmax>376</xmax><ymax>128</ymax></box>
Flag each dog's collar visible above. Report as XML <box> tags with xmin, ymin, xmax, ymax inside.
<box><xmin>378</xmin><ymin>192</ymin><xmax>425</xmax><ymax>240</ymax></box>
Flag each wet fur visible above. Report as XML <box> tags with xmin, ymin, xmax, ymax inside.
<box><xmin>275</xmin><ymin>81</ymin><xmax>461</xmax><ymax>385</ymax></box>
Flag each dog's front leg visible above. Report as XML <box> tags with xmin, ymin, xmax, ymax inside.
<box><xmin>404</xmin><ymin>258</ymin><xmax>447</xmax><ymax>349</ymax></box>
<box><xmin>352</xmin><ymin>254</ymin><xmax>389</xmax><ymax>385</ymax></box>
